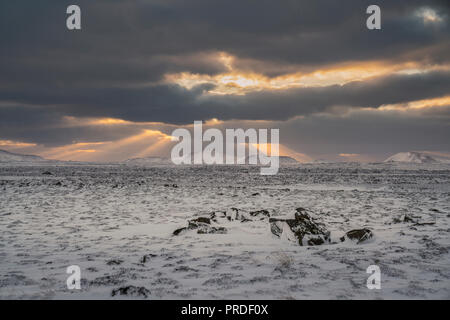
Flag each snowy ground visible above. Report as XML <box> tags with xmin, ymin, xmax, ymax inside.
<box><xmin>0</xmin><ymin>163</ymin><xmax>449</xmax><ymax>299</ymax></box>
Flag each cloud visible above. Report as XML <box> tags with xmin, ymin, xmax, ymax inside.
<box><xmin>1</xmin><ymin>0</ymin><xmax>449</xmax><ymax>160</ymax></box>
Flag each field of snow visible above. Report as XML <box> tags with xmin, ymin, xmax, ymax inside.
<box><xmin>0</xmin><ymin>163</ymin><xmax>449</xmax><ymax>299</ymax></box>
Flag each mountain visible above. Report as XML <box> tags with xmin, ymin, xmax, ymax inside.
<box><xmin>0</xmin><ymin>149</ymin><xmax>46</xmax><ymax>162</ymax></box>
<box><xmin>278</xmin><ymin>156</ymin><xmax>300</xmax><ymax>164</ymax></box>
<box><xmin>384</xmin><ymin>152</ymin><xmax>439</xmax><ymax>164</ymax></box>
<box><xmin>309</xmin><ymin>159</ymin><xmax>333</xmax><ymax>164</ymax></box>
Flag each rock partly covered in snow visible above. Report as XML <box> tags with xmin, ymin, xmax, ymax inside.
<box><xmin>269</xmin><ymin>208</ymin><xmax>331</xmax><ymax>246</ymax></box>
<box><xmin>384</xmin><ymin>152</ymin><xmax>439</xmax><ymax>164</ymax></box>
<box><xmin>212</xmin><ymin>207</ymin><xmax>270</xmax><ymax>223</ymax></box>
<box><xmin>340</xmin><ymin>228</ymin><xmax>373</xmax><ymax>244</ymax></box>
<box><xmin>173</xmin><ymin>216</ymin><xmax>227</xmax><ymax>235</ymax></box>
<box><xmin>111</xmin><ymin>286</ymin><xmax>151</xmax><ymax>298</ymax></box>
<box><xmin>174</xmin><ymin>207</ymin><xmax>375</xmax><ymax>247</ymax></box>
<box><xmin>393</xmin><ymin>214</ymin><xmax>416</xmax><ymax>224</ymax></box>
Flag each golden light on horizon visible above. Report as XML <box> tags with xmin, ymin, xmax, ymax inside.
<box><xmin>339</xmin><ymin>153</ymin><xmax>360</xmax><ymax>157</ymax></box>
<box><xmin>40</xmin><ymin>129</ymin><xmax>174</xmax><ymax>162</ymax></box>
<box><xmin>248</xmin><ymin>142</ymin><xmax>312</xmax><ymax>163</ymax></box>
<box><xmin>0</xmin><ymin>140</ymin><xmax>37</xmax><ymax>147</ymax></box>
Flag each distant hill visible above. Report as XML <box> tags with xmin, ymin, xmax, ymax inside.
<box><xmin>309</xmin><ymin>159</ymin><xmax>334</xmax><ymax>164</ymax></box>
<box><xmin>278</xmin><ymin>156</ymin><xmax>300</xmax><ymax>164</ymax></box>
<box><xmin>124</xmin><ymin>156</ymin><xmax>172</xmax><ymax>165</ymax></box>
<box><xmin>0</xmin><ymin>149</ymin><xmax>46</xmax><ymax>162</ymax></box>
<box><xmin>384</xmin><ymin>152</ymin><xmax>440</xmax><ymax>164</ymax></box>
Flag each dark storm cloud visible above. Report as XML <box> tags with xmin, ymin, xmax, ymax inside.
<box><xmin>0</xmin><ymin>0</ymin><xmax>449</xmax><ymax>153</ymax></box>
<box><xmin>279</xmin><ymin>107</ymin><xmax>450</xmax><ymax>161</ymax></box>
<box><xmin>1</xmin><ymin>0</ymin><xmax>449</xmax><ymax>87</ymax></box>
<box><xmin>1</xmin><ymin>71</ymin><xmax>449</xmax><ymax>125</ymax></box>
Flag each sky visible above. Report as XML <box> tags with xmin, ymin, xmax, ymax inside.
<box><xmin>0</xmin><ymin>0</ymin><xmax>449</xmax><ymax>162</ymax></box>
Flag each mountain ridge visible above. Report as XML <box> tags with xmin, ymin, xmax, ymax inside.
<box><xmin>0</xmin><ymin>149</ymin><xmax>46</xmax><ymax>162</ymax></box>
<box><xmin>384</xmin><ymin>151</ymin><xmax>445</xmax><ymax>164</ymax></box>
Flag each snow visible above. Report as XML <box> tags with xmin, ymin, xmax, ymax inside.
<box><xmin>246</xmin><ymin>155</ymin><xmax>299</xmax><ymax>165</ymax></box>
<box><xmin>0</xmin><ymin>163</ymin><xmax>449</xmax><ymax>299</ymax></box>
<box><xmin>384</xmin><ymin>152</ymin><xmax>440</xmax><ymax>164</ymax></box>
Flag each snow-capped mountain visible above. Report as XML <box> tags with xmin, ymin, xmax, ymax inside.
<box><xmin>384</xmin><ymin>152</ymin><xmax>439</xmax><ymax>164</ymax></box>
<box><xmin>0</xmin><ymin>149</ymin><xmax>46</xmax><ymax>162</ymax></box>
<box><xmin>308</xmin><ymin>159</ymin><xmax>333</xmax><ymax>164</ymax></box>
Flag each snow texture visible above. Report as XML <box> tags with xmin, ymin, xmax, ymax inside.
<box><xmin>384</xmin><ymin>152</ymin><xmax>445</xmax><ymax>164</ymax></box>
<box><xmin>0</xmin><ymin>162</ymin><xmax>449</xmax><ymax>299</ymax></box>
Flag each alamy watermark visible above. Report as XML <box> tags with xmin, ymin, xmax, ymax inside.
<box><xmin>366</xmin><ymin>265</ymin><xmax>381</xmax><ymax>290</ymax></box>
<box><xmin>66</xmin><ymin>265</ymin><xmax>81</xmax><ymax>290</ymax></box>
<box><xmin>170</xmin><ymin>121</ymin><xmax>279</xmax><ymax>175</ymax></box>
<box><xmin>65</xmin><ymin>5</ymin><xmax>381</xmax><ymax>31</ymax></box>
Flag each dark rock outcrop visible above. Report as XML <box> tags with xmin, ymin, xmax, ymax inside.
<box><xmin>249</xmin><ymin>209</ymin><xmax>270</xmax><ymax>219</ymax></box>
<box><xmin>111</xmin><ymin>285</ymin><xmax>150</xmax><ymax>298</ymax></box>
<box><xmin>139</xmin><ymin>254</ymin><xmax>157</xmax><ymax>264</ymax></box>
<box><xmin>106</xmin><ymin>259</ymin><xmax>123</xmax><ymax>266</ymax></box>
<box><xmin>269</xmin><ymin>208</ymin><xmax>331</xmax><ymax>246</ymax></box>
<box><xmin>173</xmin><ymin>216</ymin><xmax>227</xmax><ymax>235</ymax></box>
<box><xmin>173</xmin><ymin>207</ymin><xmax>373</xmax><ymax>246</ymax></box>
<box><xmin>393</xmin><ymin>214</ymin><xmax>416</xmax><ymax>224</ymax></box>
<box><xmin>340</xmin><ymin>228</ymin><xmax>373</xmax><ymax>244</ymax></box>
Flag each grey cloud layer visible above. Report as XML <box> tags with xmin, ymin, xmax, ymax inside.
<box><xmin>0</xmin><ymin>0</ymin><xmax>449</xmax><ymax>154</ymax></box>
<box><xmin>1</xmin><ymin>0</ymin><xmax>449</xmax><ymax>87</ymax></box>
<box><xmin>2</xmin><ymin>71</ymin><xmax>449</xmax><ymax>126</ymax></box>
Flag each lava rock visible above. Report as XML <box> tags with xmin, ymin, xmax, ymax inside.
<box><xmin>139</xmin><ymin>254</ymin><xmax>157</xmax><ymax>264</ymax></box>
<box><xmin>340</xmin><ymin>228</ymin><xmax>373</xmax><ymax>244</ymax></box>
<box><xmin>197</xmin><ymin>226</ymin><xmax>227</xmax><ymax>234</ymax></box>
<box><xmin>393</xmin><ymin>214</ymin><xmax>416</xmax><ymax>224</ymax></box>
<box><xmin>106</xmin><ymin>259</ymin><xmax>123</xmax><ymax>266</ymax></box>
<box><xmin>111</xmin><ymin>285</ymin><xmax>150</xmax><ymax>298</ymax></box>
<box><xmin>269</xmin><ymin>208</ymin><xmax>331</xmax><ymax>246</ymax></box>
<box><xmin>249</xmin><ymin>209</ymin><xmax>270</xmax><ymax>218</ymax></box>
<box><xmin>172</xmin><ymin>227</ymin><xmax>187</xmax><ymax>236</ymax></box>
<box><xmin>189</xmin><ymin>217</ymin><xmax>211</xmax><ymax>225</ymax></box>
<box><xmin>173</xmin><ymin>216</ymin><xmax>227</xmax><ymax>235</ymax></box>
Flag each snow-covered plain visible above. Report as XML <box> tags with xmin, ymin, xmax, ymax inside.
<box><xmin>0</xmin><ymin>163</ymin><xmax>449</xmax><ymax>299</ymax></box>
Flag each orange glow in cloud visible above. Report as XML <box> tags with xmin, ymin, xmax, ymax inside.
<box><xmin>0</xmin><ymin>140</ymin><xmax>37</xmax><ymax>147</ymax></box>
<box><xmin>62</xmin><ymin>116</ymin><xmax>146</xmax><ymax>127</ymax></box>
<box><xmin>379</xmin><ymin>95</ymin><xmax>450</xmax><ymax>111</ymax></box>
<box><xmin>91</xmin><ymin>118</ymin><xmax>132</xmax><ymax>125</ymax></box>
<box><xmin>74</xmin><ymin>149</ymin><xmax>97</xmax><ymax>153</ymax></box>
<box><xmin>164</xmin><ymin>52</ymin><xmax>450</xmax><ymax>95</ymax></box>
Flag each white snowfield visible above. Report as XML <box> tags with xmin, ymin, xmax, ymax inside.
<box><xmin>0</xmin><ymin>162</ymin><xmax>449</xmax><ymax>299</ymax></box>
<box><xmin>384</xmin><ymin>151</ymin><xmax>450</xmax><ymax>164</ymax></box>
